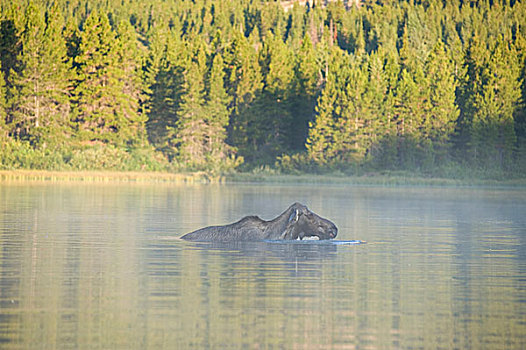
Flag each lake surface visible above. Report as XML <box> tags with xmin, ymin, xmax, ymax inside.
<box><xmin>0</xmin><ymin>182</ymin><xmax>525</xmax><ymax>349</ymax></box>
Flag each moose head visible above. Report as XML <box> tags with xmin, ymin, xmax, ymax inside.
<box><xmin>282</xmin><ymin>203</ymin><xmax>338</xmax><ymax>240</ymax></box>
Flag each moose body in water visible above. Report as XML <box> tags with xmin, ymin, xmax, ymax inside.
<box><xmin>180</xmin><ymin>203</ymin><xmax>338</xmax><ymax>242</ymax></box>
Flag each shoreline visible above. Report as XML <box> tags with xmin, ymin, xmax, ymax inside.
<box><xmin>1</xmin><ymin>169</ymin><xmax>525</xmax><ymax>187</ymax></box>
<box><xmin>0</xmin><ymin>170</ymin><xmax>221</xmax><ymax>184</ymax></box>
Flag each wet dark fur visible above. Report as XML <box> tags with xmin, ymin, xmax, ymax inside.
<box><xmin>180</xmin><ymin>203</ymin><xmax>337</xmax><ymax>242</ymax></box>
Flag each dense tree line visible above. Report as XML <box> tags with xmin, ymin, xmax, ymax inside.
<box><xmin>0</xmin><ymin>0</ymin><xmax>525</xmax><ymax>176</ymax></box>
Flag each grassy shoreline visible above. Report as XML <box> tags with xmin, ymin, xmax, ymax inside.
<box><xmin>226</xmin><ymin>172</ymin><xmax>526</xmax><ymax>187</ymax></box>
<box><xmin>1</xmin><ymin>169</ymin><xmax>525</xmax><ymax>187</ymax></box>
<box><xmin>0</xmin><ymin>170</ymin><xmax>222</xmax><ymax>184</ymax></box>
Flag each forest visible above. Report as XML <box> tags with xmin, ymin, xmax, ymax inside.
<box><xmin>0</xmin><ymin>0</ymin><xmax>525</xmax><ymax>178</ymax></box>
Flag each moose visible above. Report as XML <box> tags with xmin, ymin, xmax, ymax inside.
<box><xmin>180</xmin><ymin>202</ymin><xmax>338</xmax><ymax>242</ymax></box>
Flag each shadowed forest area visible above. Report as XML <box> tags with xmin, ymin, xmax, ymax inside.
<box><xmin>0</xmin><ymin>0</ymin><xmax>525</xmax><ymax>179</ymax></box>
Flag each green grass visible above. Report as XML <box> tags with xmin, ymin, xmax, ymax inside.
<box><xmin>224</xmin><ymin>171</ymin><xmax>526</xmax><ymax>187</ymax></box>
<box><xmin>1</xmin><ymin>169</ymin><xmax>525</xmax><ymax>187</ymax></box>
<box><xmin>0</xmin><ymin>170</ymin><xmax>223</xmax><ymax>184</ymax></box>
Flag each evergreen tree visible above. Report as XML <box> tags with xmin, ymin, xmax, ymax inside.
<box><xmin>204</xmin><ymin>54</ymin><xmax>238</xmax><ymax>170</ymax></box>
<box><xmin>0</xmin><ymin>0</ymin><xmax>522</xmax><ymax>175</ymax></box>
<box><xmin>296</xmin><ymin>33</ymin><xmax>320</xmax><ymax>97</ymax></box>
<box><xmin>8</xmin><ymin>1</ymin><xmax>45</xmax><ymax>141</ymax></box>
<box><xmin>73</xmin><ymin>11</ymin><xmax>120</xmax><ymax>143</ymax></box>
<box><xmin>73</xmin><ymin>11</ymin><xmax>144</xmax><ymax>146</ymax></box>
<box><xmin>316</xmin><ymin>53</ymin><xmax>371</xmax><ymax>165</ymax></box>
<box><xmin>290</xmin><ymin>32</ymin><xmax>321</xmax><ymax>151</ymax></box>
<box><xmin>245</xmin><ymin>30</ymin><xmax>295</xmax><ymax>162</ymax></box>
<box><xmin>458</xmin><ymin>35</ymin><xmax>520</xmax><ymax>168</ymax></box>
<box><xmin>226</xmin><ymin>31</ymin><xmax>264</xmax><ymax>159</ymax></box>
<box><xmin>402</xmin><ymin>3</ymin><xmax>438</xmax><ymax>66</ymax></box>
<box><xmin>441</xmin><ymin>3</ymin><xmax>464</xmax><ymax>78</ymax></box>
<box><xmin>284</xmin><ymin>2</ymin><xmax>307</xmax><ymax>50</ymax></box>
<box><xmin>306</xmin><ymin>47</ymin><xmax>347</xmax><ymax>166</ymax></box>
<box><xmin>114</xmin><ymin>19</ymin><xmax>147</xmax><ymax>145</ymax></box>
<box><xmin>306</xmin><ymin>73</ymin><xmax>336</xmax><ymax>166</ymax></box>
<box><xmin>168</xmin><ymin>58</ymin><xmax>208</xmax><ymax>169</ymax></box>
<box><xmin>394</xmin><ymin>27</ymin><xmax>430</xmax><ymax>168</ymax></box>
<box><xmin>143</xmin><ymin>22</ymin><xmax>181</xmax><ymax>148</ymax></box>
<box><xmin>9</xmin><ymin>2</ymin><xmax>71</xmax><ymax>148</ymax></box>
<box><xmin>0</xmin><ymin>2</ymin><xmax>22</xmax><ymax>95</ymax></box>
<box><xmin>364</xmin><ymin>50</ymin><xmax>394</xmax><ymax>147</ymax></box>
<box><xmin>366</xmin><ymin>48</ymin><xmax>399</xmax><ymax>168</ymax></box>
<box><xmin>474</xmin><ymin>38</ymin><xmax>520</xmax><ymax>168</ymax></box>
<box><xmin>424</xmin><ymin>41</ymin><xmax>459</xmax><ymax>162</ymax></box>
<box><xmin>0</xmin><ymin>63</ymin><xmax>6</xmax><ymax>139</ymax></box>
<box><xmin>351</xmin><ymin>16</ymin><xmax>366</xmax><ymax>56</ymax></box>
<box><xmin>393</xmin><ymin>67</ymin><xmax>428</xmax><ymax>168</ymax></box>
<box><xmin>342</xmin><ymin>58</ymin><xmax>370</xmax><ymax>162</ymax></box>
<box><xmin>367</xmin><ymin>4</ymin><xmax>399</xmax><ymax>54</ymax></box>
<box><xmin>262</xmin><ymin>30</ymin><xmax>295</xmax><ymax>95</ymax></box>
<box><xmin>63</xmin><ymin>16</ymin><xmax>80</xmax><ymax>60</ymax></box>
<box><xmin>456</xmin><ymin>34</ymin><xmax>486</xmax><ymax>163</ymax></box>
<box><xmin>514</xmin><ymin>32</ymin><xmax>526</xmax><ymax>171</ymax></box>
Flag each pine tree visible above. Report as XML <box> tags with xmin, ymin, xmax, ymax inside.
<box><xmin>0</xmin><ymin>2</ymin><xmax>22</xmax><ymax>96</ymax></box>
<box><xmin>205</xmin><ymin>54</ymin><xmax>238</xmax><ymax>169</ymax></box>
<box><xmin>262</xmin><ymin>30</ymin><xmax>295</xmax><ymax>96</ymax></box>
<box><xmin>398</xmin><ymin>24</ymin><xmax>416</xmax><ymax>74</ymax></box>
<box><xmin>441</xmin><ymin>3</ymin><xmax>464</xmax><ymax>78</ymax></box>
<box><xmin>457</xmin><ymin>35</ymin><xmax>520</xmax><ymax>168</ymax></box>
<box><xmin>514</xmin><ymin>32</ymin><xmax>526</xmax><ymax>172</ymax></box>
<box><xmin>402</xmin><ymin>3</ymin><xmax>438</xmax><ymax>66</ymax></box>
<box><xmin>226</xmin><ymin>31</ymin><xmax>264</xmax><ymax>159</ymax></box>
<box><xmin>306</xmin><ymin>74</ymin><xmax>336</xmax><ymax>165</ymax></box>
<box><xmin>63</xmin><ymin>16</ymin><xmax>80</xmax><ymax>61</ymax></box>
<box><xmin>246</xmin><ymin>30</ymin><xmax>295</xmax><ymax>161</ymax></box>
<box><xmin>365</xmin><ymin>48</ymin><xmax>399</xmax><ymax>168</ymax></box>
<box><xmin>0</xmin><ymin>64</ymin><xmax>6</xmax><ymax>139</ymax></box>
<box><xmin>114</xmin><ymin>19</ymin><xmax>147</xmax><ymax>145</ymax></box>
<box><xmin>290</xmin><ymin>32</ymin><xmax>321</xmax><ymax>151</ymax></box>
<box><xmin>8</xmin><ymin>1</ymin><xmax>45</xmax><ymax>141</ymax></box>
<box><xmin>284</xmin><ymin>2</ymin><xmax>307</xmax><ymax>50</ymax></box>
<box><xmin>424</xmin><ymin>41</ymin><xmax>459</xmax><ymax>162</ymax></box>
<box><xmin>306</xmin><ymin>47</ymin><xmax>347</xmax><ymax>166</ymax></box>
<box><xmin>352</xmin><ymin>16</ymin><xmax>366</xmax><ymax>56</ymax></box>
<box><xmin>168</xmin><ymin>59</ymin><xmax>208</xmax><ymax>169</ymax></box>
<box><xmin>338</xmin><ymin>57</ymin><xmax>369</xmax><ymax>162</ymax></box>
<box><xmin>73</xmin><ymin>11</ymin><xmax>120</xmax><ymax>144</ymax></box>
<box><xmin>312</xmin><ymin>51</ymin><xmax>370</xmax><ymax>166</ymax></box>
<box><xmin>143</xmin><ymin>22</ymin><xmax>181</xmax><ymax>148</ymax></box>
<box><xmin>0</xmin><ymin>0</ymin><xmax>521</xmax><ymax>174</ymax></box>
<box><xmin>73</xmin><ymin>11</ymin><xmax>147</xmax><ymax>147</ymax></box>
<box><xmin>9</xmin><ymin>2</ymin><xmax>71</xmax><ymax>148</ymax></box>
<box><xmin>475</xmin><ymin>38</ymin><xmax>520</xmax><ymax>168</ymax></box>
<box><xmin>393</xmin><ymin>25</ymin><xmax>431</xmax><ymax>168</ymax></box>
<box><xmin>364</xmin><ymin>50</ymin><xmax>391</xmax><ymax>146</ymax></box>
<box><xmin>393</xmin><ymin>67</ymin><xmax>429</xmax><ymax>168</ymax></box>
<box><xmin>296</xmin><ymin>33</ymin><xmax>320</xmax><ymax>97</ymax></box>
<box><xmin>456</xmin><ymin>34</ymin><xmax>486</xmax><ymax>164</ymax></box>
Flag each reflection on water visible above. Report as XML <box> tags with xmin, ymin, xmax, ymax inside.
<box><xmin>0</xmin><ymin>183</ymin><xmax>525</xmax><ymax>348</ymax></box>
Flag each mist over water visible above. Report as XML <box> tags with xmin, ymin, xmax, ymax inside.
<box><xmin>0</xmin><ymin>183</ymin><xmax>524</xmax><ymax>348</ymax></box>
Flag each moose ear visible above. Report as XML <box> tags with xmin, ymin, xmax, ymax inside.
<box><xmin>288</xmin><ymin>209</ymin><xmax>299</xmax><ymax>223</ymax></box>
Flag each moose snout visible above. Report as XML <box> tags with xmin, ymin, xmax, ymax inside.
<box><xmin>322</xmin><ymin>222</ymin><xmax>338</xmax><ymax>239</ymax></box>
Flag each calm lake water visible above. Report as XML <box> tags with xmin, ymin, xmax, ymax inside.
<box><xmin>0</xmin><ymin>182</ymin><xmax>525</xmax><ymax>349</ymax></box>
